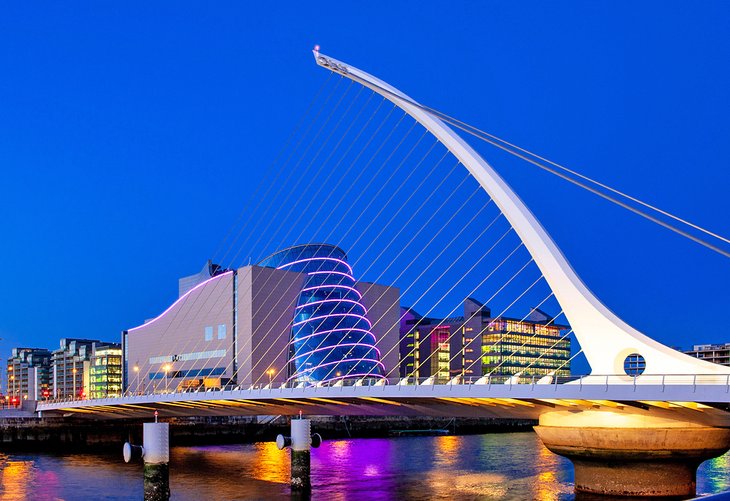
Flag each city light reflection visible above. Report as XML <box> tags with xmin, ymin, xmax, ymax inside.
<box><xmin>698</xmin><ymin>450</ymin><xmax>730</xmax><ymax>495</ymax></box>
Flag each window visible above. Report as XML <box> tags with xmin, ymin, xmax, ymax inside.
<box><xmin>217</xmin><ymin>324</ymin><xmax>227</xmax><ymax>340</ymax></box>
<box><xmin>204</xmin><ymin>326</ymin><xmax>213</xmax><ymax>341</ymax></box>
<box><xmin>623</xmin><ymin>353</ymin><xmax>646</xmax><ymax>377</ymax></box>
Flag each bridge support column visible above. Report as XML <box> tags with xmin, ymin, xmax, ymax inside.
<box><xmin>143</xmin><ymin>422</ymin><xmax>170</xmax><ymax>501</ymax></box>
<box><xmin>534</xmin><ymin>410</ymin><xmax>730</xmax><ymax>497</ymax></box>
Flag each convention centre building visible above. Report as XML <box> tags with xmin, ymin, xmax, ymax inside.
<box><xmin>123</xmin><ymin>244</ymin><xmax>400</xmax><ymax>393</ymax></box>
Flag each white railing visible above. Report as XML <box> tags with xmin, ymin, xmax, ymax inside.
<box><xmin>38</xmin><ymin>373</ymin><xmax>730</xmax><ymax>406</ymax></box>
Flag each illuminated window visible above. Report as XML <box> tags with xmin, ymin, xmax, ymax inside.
<box><xmin>217</xmin><ymin>324</ymin><xmax>227</xmax><ymax>340</ymax></box>
<box><xmin>204</xmin><ymin>326</ymin><xmax>213</xmax><ymax>341</ymax></box>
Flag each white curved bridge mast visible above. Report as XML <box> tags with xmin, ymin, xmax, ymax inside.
<box><xmin>313</xmin><ymin>50</ymin><xmax>729</xmax><ymax>379</ymax></box>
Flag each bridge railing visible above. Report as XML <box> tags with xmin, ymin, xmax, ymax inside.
<box><xmin>38</xmin><ymin>373</ymin><xmax>730</xmax><ymax>406</ymax></box>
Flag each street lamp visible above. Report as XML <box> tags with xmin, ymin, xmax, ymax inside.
<box><xmin>163</xmin><ymin>364</ymin><xmax>171</xmax><ymax>393</ymax></box>
<box><xmin>72</xmin><ymin>366</ymin><xmax>78</xmax><ymax>399</ymax></box>
<box><xmin>267</xmin><ymin>368</ymin><xmax>275</xmax><ymax>386</ymax></box>
<box><xmin>133</xmin><ymin>364</ymin><xmax>140</xmax><ymax>395</ymax></box>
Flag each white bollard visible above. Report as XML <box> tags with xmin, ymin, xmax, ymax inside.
<box><xmin>290</xmin><ymin>418</ymin><xmax>311</xmax><ymax>452</ymax></box>
<box><xmin>290</xmin><ymin>418</ymin><xmax>311</xmax><ymax>491</ymax></box>
<box><xmin>143</xmin><ymin>423</ymin><xmax>170</xmax><ymax>465</ymax></box>
<box><xmin>142</xmin><ymin>422</ymin><xmax>170</xmax><ymax>501</ymax></box>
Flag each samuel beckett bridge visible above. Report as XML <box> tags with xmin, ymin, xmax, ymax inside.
<box><xmin>37</xmin><ymin>50</ymin><xmax>730</xmax><ymax>497</ymax></box>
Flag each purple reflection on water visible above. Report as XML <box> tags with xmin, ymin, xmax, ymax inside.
<box><xmin>1</xmin><ymin>433</ymin><xmax>728</xmax><ymax>500</ymax></box>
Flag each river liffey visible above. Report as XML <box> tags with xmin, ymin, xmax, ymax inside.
<box><xmin>1</xmin><ymin>432</ymin><xmax>728</xmax><ymax>500</ymax></box>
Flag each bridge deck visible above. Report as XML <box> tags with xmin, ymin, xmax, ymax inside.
<box><xmin>36</xmin><ymin>383</ymin><xmax>730</xmax><ymax>426</ymax></box>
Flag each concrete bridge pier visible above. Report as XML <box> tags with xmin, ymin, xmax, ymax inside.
<box><xmin>534</xmin><ymin>409</ymin><xmax>730</xmax><ymax>497</ymax></box>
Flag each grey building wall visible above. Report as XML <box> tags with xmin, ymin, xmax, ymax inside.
<box><xmin>126</xmin><ymin>264</ymin><xmax>401</xmax><ymax>391</ymax></box>
<box><xmin>358</xmin><ymin>281</ymin><xmax>401</xmax><ymax>378</ymax></box>
<box><xmin>126</xmin><ymin>271</ymin><xmax>236</xmax><ymax>393</ymax></box>
<box><xmin>236</xmin><ymin>265</ymin><xmax>305</xmax><ymax>387</ymax></box>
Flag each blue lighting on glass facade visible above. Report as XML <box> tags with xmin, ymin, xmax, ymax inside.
<box><xmin>258</xmin><ymin>244</ymin><xmax>385</xmax><ymax>384</ymax></box>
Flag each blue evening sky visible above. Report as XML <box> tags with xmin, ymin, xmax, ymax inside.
<box><xmin>0</xmin><ymin>2</ymin><xmax>728</xmax><ymax>366</ymax></box>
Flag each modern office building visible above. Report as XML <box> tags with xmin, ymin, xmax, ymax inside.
<box><xmin>6</xmin><ymin>348</ymin><xmax>52</xmax><ymax>402</ymax></box>
<box><xmin>124</xmin><ymin>244</ymin><xmax>400</xmax><ymax>393</ymax></box>
<box><xmin>51</xmin><ymin>338</ymin><xmax>98</xmax><ymax>399</ymax></box>
<box><xmin>685</xmin><ymin>343</ymin><xmax>730</xmax><ymax>367</ymax></box>
<box><xmin>399</xmin><ymin>298</ymin><xmax>570</xmax><ymax>381</ymax></box>
<box><xmin>88</xmin><ymin>343</ymin><xmax>123</xmax><ymax>398</ymax></box>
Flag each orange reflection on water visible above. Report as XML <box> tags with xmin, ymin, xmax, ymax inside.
<box><xmin>0</xmin><ymin>459</ymin><xmax>33</xmax><ymax>501</ymax></box>
<box><xmin>434</xmin><ymin>434</ymin><xmax>459</xmax><ymax>467</ymax></box>
<box><xmin>250</xmin><ymin>441</ymin><xmax>290</xmax><ymax>484</ymax></box>
<box><xmin>425</xmin><ymin>470</ymin><xmax>508</xmax><ymax>499</ymax></box>
<box><xmin>327</xmin><ymin>438</ymin><xmax>352</xmax><ymax>462</ymax></box>
<box><xmin>533</xmin><ymin>437</ymin><xmax>570</xmax><ymax>501</ymax></box>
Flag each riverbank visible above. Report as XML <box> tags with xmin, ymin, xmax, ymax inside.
<box><xmin>0</xmin><ymin>415</ymin><xmax>537</xmax><ymax>451</ymax></box>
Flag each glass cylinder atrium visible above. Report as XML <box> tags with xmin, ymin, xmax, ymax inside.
<box><xmin>258</xmin><ymin>244</ymin><xmax>385</xmax><ymax>384</ymax></box>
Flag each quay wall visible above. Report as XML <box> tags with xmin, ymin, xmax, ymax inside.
<box><xmin>0</xmin><ymin>416</ymin><xmax>536</xmax><ymax>451</ymax></box>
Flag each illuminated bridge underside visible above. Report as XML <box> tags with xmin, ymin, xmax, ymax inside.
<box><xmin>38</xmin><ymin>385</ymin><xmax>730</xmax><ymax>426</ymax></box>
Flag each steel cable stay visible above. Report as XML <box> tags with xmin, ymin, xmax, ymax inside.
<box><xmin>287</xmin><ymin>158</ymin><xmax>500</xmax><ymax>386</ymax></box>
<box><xmin>211</xmin><ymin>72</ymin><xmax>335</xmax><ymax>266</ymax></box>
<box><xmin>242</xmin><ymin>122</ymin><xmax>496</xmax><ymax>389</ymax></box>
<box><xmin>406</xmin><ymin>291</ymin><xmax>557</xmax><ymax>385</ymax></box>
<box><xmin>482</xmin><ymin>305</ymin><xmax>565</xmax><ymax>379</ymax></box>
<box><xmin>125</xmin><ymin>54</ymin><xmax>729</xmax><ymax>402</ymax></box>
<box><xmin>234</xmin><ymin>124</ymin><xmax>429</xmax><ymax>386</ymax></box>
<box><xmin>233</xmin><ymin>104</ymin><xmax>451</xmax><ymax>386</ymax></box>
<box><xmin>338</xmin><ymin>238</ymin><xmax>523</xmax><ymax>384</ymax></box>
<box><xmin>221</xmin><ymin>107</ymin><xmax>409</xmax><ymax>386</ymax></box>
<box><xmin>141</xmin><ymin>95</ymin><xmax>432</xmax><ymax>390</ymax></box>
<box><xmin>219</xmin><ymin>74</ymin><xmax>347</xmax><ymax>269</ymax></box>
<box><xmin>316</xmin><ymin>197</ymin><xmax>504</xmax><ymax>384</ymax></box>
<box><xmin>406</xmin><ymin>286</ymin><xmax>552</xmax><ymax>381</ymax></box>
<box><xmin>518</xmin><ymin>327</ymin><xmax>575</xmax><ymax>383</ymax></box>
<box><xmin>125</xmin><ymin>58</ymin><xmax>721</xmax><ymax>398</ymax></box>
<box><xmin>391</xmin><ymin>263</ymin><xmax>541</xmax><ymax>381</ymax></box>
<box><xmin>334</xmin><ymin>63</ymin><xmax>730</xmax><ymax>257</ymax></box>
<box><xmin>455</xmin><ymin>274</ymin><xmax>547</xmax><ymax>380</ymax></box>
<box><xmin>129</xmin><ymin>76</ymin><xmax>357</xmax><ymax>392</ymax></box>
<box><xmin>153</xmin><ymin>100</ymin><xmax>414</xmax><ymax>392</ymax></box>
<box><xmin>160</xmin><ymin>90</ymin><xmax>395</xmax><ymax>389</ymax></box>
<box><xmin>246</xmin><ymin>148</ymin><xmax>465</xmax><ymax>388</ymax></box>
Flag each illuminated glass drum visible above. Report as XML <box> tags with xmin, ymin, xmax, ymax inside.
<box><xmin>258</xmin><ymin>244</ymin><xmax>384</xmax><ymax>384</ymax></box>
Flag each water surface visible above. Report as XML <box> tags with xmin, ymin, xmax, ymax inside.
<box><xmin>1</xmin><ymin>433</ymin><xmax>728</xmax><ymax>500</ymax></box>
